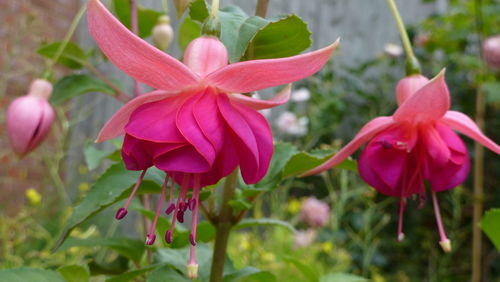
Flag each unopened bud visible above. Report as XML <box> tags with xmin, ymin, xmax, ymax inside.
<box><xmin>152</xmin><ymin>16</ymin><xmax>174</xmax><ymax>50</ymax></box>
<box><xmin>439</xmin><ymin>239</ymin><xmax>452</xmax><ymax>253</ymax></box>
<box><xmin>187</xmin><ymin>263</ymin><xmax>198</xmax><ymax>279</ymax></box>
<box><xmin>7</xmin><ymin>79</ymin><xmax>55</xmax><ymax>156</ymax></box>
<box><xmin>483</xmin><ymin>35</ymin><xmax>500</xmax><ymax>69</ymax></box>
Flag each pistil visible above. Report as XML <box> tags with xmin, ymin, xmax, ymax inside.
<box><xmin>431</xmin><ymin>191</ymin><xmax>451</xmax><ymax>252</ymax></box>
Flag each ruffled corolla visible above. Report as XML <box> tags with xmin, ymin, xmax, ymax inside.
<box><xmin>87</xmin><ymin>0</ymin><xmax>338</xmax><ymax>269</ymax></box>
<box><xmin>304</xmin><ymin>71</ymin><xmax>500</xmax><ymax>252</ymax></box>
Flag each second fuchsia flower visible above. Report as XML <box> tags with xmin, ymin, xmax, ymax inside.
<box><xmin>304</xmin><ymin>71</ymin><xmax>500</xmax><ymax>252</ymax></box>
<box><xmin>87</xmin><ymin>0</ymin><xmax>339</xmax><ymax>270</ymax></box>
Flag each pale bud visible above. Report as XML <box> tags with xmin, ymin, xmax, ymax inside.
<box><xmin>7</xmin><ymin>79</ymin><xmax>55</xmax><ymax>157</ymax></box>
<box><xmin>384</xmin><ymin>43</ymin><xmax>403</xmax><ymax>58</ymax></box>
<box><xmin>276</xmin><ymin>111</ymin><xmax>308</xmax><ymax>137</ymax></box>
<box><xmin>483</xmin><ymin>35</ymin><xmax>500</xmax><ymax>69</ymax></box>
<box><xmin>152</xmin><ymin>16</ymin><xmax>174</xmax><ymax>51</ymax></box>
<box><xmin>291</xmin><ymin>88</ymin><xmax>310</xmax><ymax>102</ymax></box>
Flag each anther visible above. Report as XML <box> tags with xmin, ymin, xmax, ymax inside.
<box><xmin>115</xmin><ymin>207</ymin><xmax>128</xmax><ymax>220</ymax></box>
<box><xmin>145</xmin><ymin>234</ymin><xmax>156</xmax><ymax>245</ymax></box>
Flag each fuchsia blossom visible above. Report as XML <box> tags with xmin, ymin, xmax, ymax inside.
<box><xmin>7</xmin><ymin>79</ymin><xmax>55</xmax><ymax>157</ymax></box>
<box><xmin>304</xmin><ymin>71</ymin><xmax>500</xmax><ymax>252</ymax></box>
<box><xmin>87</xmin><ymin>0</ymin><xmax>338</xmax><ymax>269</ymax></box>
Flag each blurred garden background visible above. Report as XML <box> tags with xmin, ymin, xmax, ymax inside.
<box><xmin>0</xmin><ymin>0</ymin><xmax>499</xmax><ymax>281</ymax></box>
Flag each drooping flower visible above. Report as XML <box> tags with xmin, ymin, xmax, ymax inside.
<box><xmin>7</xmin><ymin>79</ymin><xmax>55</xmax><ymax>157</ymax></box>
<box><xmin>303</xmin><ymin>71</ymin><xmax>500</xmax><ymax>252</ymax></box>
<box><xmin>87</xmin><ymin>0</ymin><xmax>338</xmax><ymax>270</ymax></box>
<box><xmin>300</xmin><ymin>197</ymin><xmax>330</xmax><ymax>228</ymax></box>
<box><xmin>483</xmin><ymin>35</ymin><xmax>500</xmax><ymax>69</ymax></box>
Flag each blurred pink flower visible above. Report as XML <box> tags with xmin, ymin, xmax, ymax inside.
<box><xmin>483</xmin><ymin>35</ymin><xmax>500</xmax><ymax>69</ymax></box>
<box><xmin>7</xmin><ymin>79</ymin><xmax>55</xmax><ymax>157</ymax></box>
<box><xmin>304</xmin><ymin>71</ymin><xmax>500</xmax><ymax>252</ymax></box>
<box><xmin>87</xmin><ymin>0</ymin><xmax>338</xmax><ymax>268</ymax></box>
<box><xmin>294</xmin><ymin>229</ymin><xmax>316</xmax><ymax>249</ymax></box>
<box><xmin>301</xmin><ymin>197</ymin><xmax>330</xmax><ymax>228</ymax></box>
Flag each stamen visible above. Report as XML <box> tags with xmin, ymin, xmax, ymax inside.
<box><xmin>115</xmin><ymin>169</ymin><xmax>147</xmax><ymax>220</ymax></box>
<box><xmin>165</xmin><ymin>174</ymin><xmax>190</xmax><ymax>244</ymax></box>
<box><xmin>397</xmin><ymin>197</ymin><xmax>406</xmax><ymax>241</ymax></box>
<box><xmin>145</xmin><ymin>174</ymin><xmax>169</xmax><ymax>245</ymax></box>
<box><xmin>431</xmin><ymin>191</ymin><xmax>451</xmax><ymax>253</ymax></box>
<box><xmin>165</xmin><ymin>173</ymin><xmax>176</xmax><ymax>215</ymax></box>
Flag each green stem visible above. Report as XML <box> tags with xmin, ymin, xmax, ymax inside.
<box><xmin>386</xmin><ymin>0</ymin><xmax>421</xmax><ymax>75</ymax></box>
<box><xmin>209</xmin><ymin>169</ymin><xmax>238</xmax><ymax>282</ymax></box>
<box><xmin>161</xmin><ymin>0</ymin><xmax>169</xmax><ymax>13</ymax></box>
<box><xmin>44</xmin><ymin>4</ymin><xmax>87</xmax><ymax>79</ymax></box>
<box><xmin>210</xmin><ymin>0</ymin><xmax>220</xmax><ymax>18</ymax></box>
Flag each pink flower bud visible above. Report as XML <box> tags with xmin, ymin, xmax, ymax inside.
<box><xmin>300</xmin><ymin>197</ymin><xmax>330</xmax><ymax>228</ymax></box>
<box><xmin>7</xmin><ymin>79</ymin><xmax>55</xmax><ymax>157</ymax></box>
<box><xmin>395</xmin><ymin>74</ymin><xmax>429</xmax><ymax>106</ymax></box>
<box><xmin>483</xmin><ymin>35</ymin><xmax>500</xmax><ymax>69</ymax></box>
<box><xmin>152</xmin><ymin>15</ymin><xmax>174</xmax><ymax>51</ymax></box>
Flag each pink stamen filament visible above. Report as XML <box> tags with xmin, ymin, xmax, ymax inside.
<box><xmin>431</xmin><ymin>191</ymin><xmax>449</xmax><ymax>244</ymax></box>
<box><xmin>166</xmin><ymin>174</ymin><xmax>190</xmax><ymax>244</ymax></box>
<box><xmin>166</xmin><ymin>173</ymin><xmax>176</xmax><ymax>215</ymax></box>
<box><xmin>397</xmin><ymin>197</ymin><xmax>406</xmax><ymax>241</ymax></box>
<box><xmin>116</xmin><ymin>169</ymin><xmax>147</xmax><ymax>219</ymax></box>
<box><xmin>189</xmin><ymin>175</ymin><xmax>201</xmax><ymax>265</ymax></box>
<box><xmin>146</xmin><ymin>174</ymin><xmax>169</xmax><ymax>245</ymax></box>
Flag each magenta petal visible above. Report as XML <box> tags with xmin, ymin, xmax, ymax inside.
<box><xmin>441</xmin><ymin>111</ymin><xmax>500</xmax><ymax>154</ymax></box>
<box><xmin>206</xmin><ymin>39</ymin><xmax>339</xmax><ymax>93</ymax></box>
<box><xmin>125</xmin><ymin>95</ymin><xmax>185</xmax><ymax>143</ymax></box>
<box><xmin>425</xmin><ymin>124</ymin><xmax>470</xmax><ymax>191</ymax></box>
<box><xmin>122</xmin><ymin>134</ymin><xmax>153</xmax><ymax>170</ymax></box>
<box><xmin>420</xmin><ymin>125</ymin><xmax>451</xmax><ymax>167</ymax></box>
<box><xmin>176</xmin><ymin>93</ymin><xmax>216</xmax><ymax>166</ymax></box>
<box><xmin>233</xmin><ymin>102</ymin><xmax>274</xmax><ymax>184</ymax></box>
<box><xmin>393</xmin><ymin>70</ymin><xmax>450</xmax><ymax>123</ymax></box>
<box><xmin>229</xmin><ymin>84</ymin><xmax>291</xmax><ymax>110</ymax></box>
<box><xmin>199</xmin><ymin>132</ymin><xmax>239</xmax><ymax>186</ymax></box>
<box><xmin>359</xmin><ymin>146</ymin><xmax>401</xmax><ymax>197</ymax></box>
<box><xmin>87</xmin><ymin>0</ymin><xmax>200</xmax><ymax>91</ymax></box>
<box><xmin>193</xmin><ymin>88</ymin><xmax>225</xmax><ymax>152</ymax></box>
<box><xmin>154</xmin><ymin>145</ymin><xmax>210</xmax><ymax>173</ymax></box>
<box><xmin>96</xmin><ymin>90</ymin><xmax>179</xmax><ymax>142</ymax></box>
<box><xmin>217</xmin><ymin>94</ymin><xmax>260</xmax><ymax>183</ymax></box>
<box><xmin>183</xmin><ymin>36</ymin><xmax>228</xmax><ymax>78</ymax></box>
<box><xmin>302</xmin><ymin>116</ymin><xmax>395</xmax><ymax>176</ymax></box>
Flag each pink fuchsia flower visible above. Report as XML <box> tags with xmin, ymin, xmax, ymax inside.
<box><xmin>87</xmin><ymin>0</ymin><xmax>338</xmax><ymax>269</ymax></box>
<box><xmin>483</xmin><ymin>35</ymin><xmax>500</xmax><ymax>69</ymax></box>
<box><xmin>303</xmin><ymin>71</ymin><xmax>500</xmax><ymax>252</ymax></box>
<box><xmin>301</xmin><ymin>197</ymin><xmax>330</xmax><ymax>228</ymax></box>
<box><xmin>7</xmin><ymin>79</ymin><xmax>55</xmax><ymax>157</ymax></box>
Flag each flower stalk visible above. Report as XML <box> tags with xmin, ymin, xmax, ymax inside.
<box><xmin>386</xmin><ymin>0</ymin><xmax>421</xmax><ymax>75</ymax></box>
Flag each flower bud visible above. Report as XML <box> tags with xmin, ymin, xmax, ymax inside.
<box><xmin>293</xmin><ymin>229</ymin><xmax>316</xmax><ymax>249</ymax></box>
<box><xmin>7</xmin><ymin>79</ymin><xmax>55</xmax><ymax>157</ymax></box>
<box><xmin>152</xmin><ymin>16</ymin><xmax>174</xmax><ymax>50</ymax></box>
<box><xmin>384</xmin><ymin>43</ymin><xmax>403</xmax><ymax>58</ymax></box>
<box><xmin>483</xmin><ymin>35</ymin><xmax>500</xmax><ymax>69</ymax></box>
<box><xmin>395</xmin><ymin>74</ymin><xmax>429</xmax><ymax>105</ymax></box>
<box><xmin>300</xmin><ymin>197</ymin><xmax>330</xmax><ymax>228</ymax></box>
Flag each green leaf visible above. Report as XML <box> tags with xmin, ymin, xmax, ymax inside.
<box><xmin>54</xmin><ymin>163</ymin><xmax>164</xmax><ymax>250</ymax></box>
<box><xmin>480</xmin><ymin>208</ymin><xmax>500</xmax><ymax>251</ymax></box>
<box><xmin>243</xmin><ymin>14</ymin><xmax>311</xmax><ymax>60</ymax></box>
<box><xmin>37</xmin><ymin>41</ymin><xmax>87</xmax><ymax>69</ymax></box>
<box><xmin>84</xmin><ymin>144</ymin><xmax>114</xmax><ymax>170</ymax></box>
<box><xmin>254</xmin><ymin>143</ymin><xmax>298</xmax><ymax>190</ymax></box>
<box><xmin>112</xmin><ymin>0</ymin><xmax>163</xmax><ymax>38</ymax></box>
<box><xmin>172</xmin><ymin>221</ymin><xmax>216</xmax><ymax>248</ymax></box>
<box><xmin>50</xmin><ymin>74</ymin><xmax>115</xmax><ymax>105</ymax></box>
<box><xmin>147</xmin><ymin>266</ymin><xmax>190</xmax><ymax>282</ymax></box>
<box><xmin>283</xmin><ymin>149</ymin><xmax>357</xmax><ymax>178</ymax></box>
<box><xmin>178</xmin><ymin>17</ymin><xmax>201</xmax><ymax>50</ymax></box>
<box><xmin>283</xmin><ymin>257</ymin><xmax>318</xmax><ymax>282</ymax></box>
<box><xmin>57</xmin><ymin>265</ymin><xmax>90</xmax><ymax>282</ymax></box>
<box><xmin>172</xmin><ymin>0</ymin><xmax>193</xmax><ymax>18</ymax></box>
<box><xmin>155</xmin><ymin>244</ymin><xmax>213</xmax><ymax>279</ymax></box>
<box><xmin>0</xmin><ymin>268</ymin><xmax>65</xmax><ymax>282</ymax></box>
<box><xmin>483</xmin><ymin>82</ymin><xmax>500</xmax><ymax>104</ymax></box>
<box><xmin>320</xmin><ymin>273</ymin><xmax>367</xmax><ymax>282</ymax></box>
<box><xmin>188</xmin><ymin>0</ymin><xmax>209</xmax><ymax>22</ymax></box>
<box><xmin>59</xmin><ymin>237</ymin><xmax>145</xmax><ymax>263</ymax></box>
<box><xmin>228</xmin><ymin>198</ymin><xmax>253</xmax><ymax>212</ymax></box>
<box><xmin>106</xmin><ymin>266</ymin><xmax>156</xmax><ymax>282</ymax></box>
<box><xmin>223</xmin><ymin>267</ymin><xmax>276</xmax><ymax>282</ymax></box>
<box><xmin>226</xmin><ymin>16</ymin><xmax>268</xmax><ymax>62</ymax></box>
<box><xmin>233</xmin><ymin>218</ymin><xmax>296</xmax><ymax>233</ymax></box>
